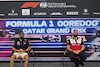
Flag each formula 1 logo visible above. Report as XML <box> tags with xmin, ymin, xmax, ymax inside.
<box><xmin>21</xmin><ymin>2</ymin><xmax>40</xmax><ymax>8</ymax></box>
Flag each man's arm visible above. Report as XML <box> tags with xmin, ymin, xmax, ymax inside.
<box><xmin>67</xmin><ymin>44</ymin><xmax>80</xmax><ymax>54</ymax></box>
<box><xmin>67</xmin><ymin>39</ymin><xmax>73</xmax><ymax>52</ymax></box>
<box><xmin>24</xmin><ymin>40</ymin><xmax>31</xmax><ymax>52</ymax></box>
<box><xmin>80</xmin><ymin>39</ymin><xmax>85</xmax><ymax>52</ymax></box>
<box><xmin>12</xmin><ymin>47</ymin><xmax>19</xmax><ymax>52</ymax></box>
<box><xmin>67</xmin><ymin>45</ymin><xmax>73</xmax><ymax>52</ymax></box>
<box><xmin>80</xmin><ymin>44</ymin><xmax>85</xmax><ymax>51</ymax></box>
<box><xmin>74</xmin><ymin>40</ymin><xmax>85</xmax><ymax>54</ymax></box>
<box><xmin>12</xmin><ymin>42</ymin><xmax>19</xmax><ymax>52</ymax></box>
<box><xmin>24</xmin><ymin>46</ymin><xmax>31</xmax><ymax>52</ymax></box>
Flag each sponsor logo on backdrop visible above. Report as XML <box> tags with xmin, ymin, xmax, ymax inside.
<box><xmin>50</xmin><ymin>12</ymin><xmax>63</xmax><ymax>15</ymax></box>
<box><xmin>82</xmin><ymin>8</ymin><xmax>89</xmax><ymax>15</ymax></box>
<box><xmin>21</xmin><ymin>2</ymin><xmax>40</xmax><ymax>8</ymax></box>
<box><xmin>0</xmin><ymin>13</ymin><xmax>4</xmax><ymax>16</ymax></box>
<box><xmin>39</xmin><ymin>2</ymin><xmax>77</xmax><ymax>8</ymax></box>
<box><xmin>39</xmin><ymin>2</ymin><xmax>47</xmax><ymax>8</ymax></box>
<box><xmin>8</xmin><ymin>10</ymin><xmax>18</xmax><ymax>16</ymax></box>
<box><xmin>21</xmin><ymin>2</ymin><xmax>77</xmax><ymax>9</ymax></box>
<box><xmin>21</xmin><ymin>2</ymin><xmax>40</xmax><ymax>16</ymax></box>
<box><xmin>22</xmin><ymin>9</ymin><xmax>30</xmax><ymax>15</ymax></box>
<box><xmin>21</xmin><ymin>2</ymin><xmax>77</xmax><ymax>17</ymax></box>
<box><xmin>93</xmin><ymin>12</ymin><xmax>100</xmax><ymax>15</ymax></box>
<box><xmin>66</xmin><ymin>11</ymin><xmax>78</xmax><ymax>15</ymax></box>
<box><xmin>33</xmin><ymin>12</ymin><xmax>47</xmax><ymax>15</ymax></box>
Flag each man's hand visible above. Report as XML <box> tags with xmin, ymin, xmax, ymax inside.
<box><xmin>73</xmin><ymin>50</ymin><xmax>81</xmax><ymax>54</ymax></box>
<box><xmin>16</xmin><ymin>50</ymin><xmax>20</xmax><ymax>52</ymax></box>
<box><xmin>19</xmin><ymin>49</ymin><xmax>24</xmax><ymax>53</ymax></box>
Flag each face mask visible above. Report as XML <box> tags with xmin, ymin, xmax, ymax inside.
<box><xmin>20</xmin><ymin>37</ymin><xmax>23</xmax><ymax>39</ymax></box>
<box><xmin>74</xmin><ymin>35</ymin><xmax>77</xmax><ymax>37</ymax></box>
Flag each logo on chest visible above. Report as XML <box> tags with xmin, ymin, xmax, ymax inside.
<box><xmin>71</xmin><ymin>40</ymin><xmax>81</xmax><ymax>46</ymax></box>
<box><xmin>23</xmin><ymin>41</ymin><xmax>26</xmax><ymax>45</ymax></box>
<box><xmin>17</xmin><ymin>41</ymin><xmax>20</xmax><ymax>45</ymax></box>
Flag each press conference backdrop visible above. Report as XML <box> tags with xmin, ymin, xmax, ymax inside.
<box><xmin>0</xmin><ymin>18</ymin><xmax>99</xmax><ymax>61</ymax></box>
<box><xmin>0</xmin><ymin>0</ymin><xmax>100</xmax><ymax>61</ymax></box>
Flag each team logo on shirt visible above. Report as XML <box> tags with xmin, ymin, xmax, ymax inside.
<box><xmin>17</xmin><ymin>41</ymin><xmax>20</xmax><ymax>45</ymax></box>
<box><xmin>23</xmin><ymin>41</ymin><xmax>26</xmax><ymax>44</ymax></box>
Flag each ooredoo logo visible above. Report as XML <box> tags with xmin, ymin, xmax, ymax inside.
<box><xmin>21</xmin><ymin>2</ymin><xmax>40</xmax><ymax>8</ymax></box>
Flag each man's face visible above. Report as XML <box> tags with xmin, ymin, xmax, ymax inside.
<box><xmin>19</xmin><ymin>34</ymin><xmax>24</xmax><ymax>39</ymax></box>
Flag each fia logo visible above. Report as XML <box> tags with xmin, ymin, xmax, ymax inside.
<box><xmin>39</xmin><ymin>2</ymin><xmax>48</xmax><ymax>8</ymax></box>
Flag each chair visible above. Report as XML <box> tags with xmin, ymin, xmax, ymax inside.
<box><xmin>17</xmin><ymin>57</ymin><xmax>23</xmax><ymax>67</ymax></box>
<box><xmin>62</xmin><ymin>49</ymin><xmax>68</xmax><ymax>58</ymax></box>
<box><xmin>75</xmin><ymin>56</ymin><xmax>80</xmax><ymax>58</ymax></box>
<box><xmin>29</xmin><ymin>50</ymin><xmax>36</xmax><ymax>59</ymax></box>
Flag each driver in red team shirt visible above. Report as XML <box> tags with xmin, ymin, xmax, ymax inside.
<box><xmin>67</xmin><ymin>30</ymin><xmax>86</xmax><ymax>67</ymax></box>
